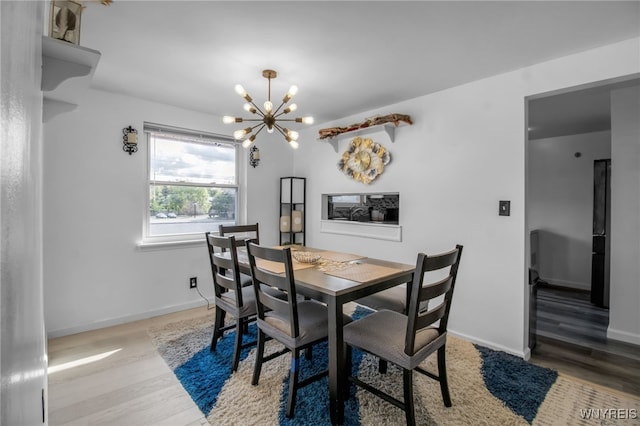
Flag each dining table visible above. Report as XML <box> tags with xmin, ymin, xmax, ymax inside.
<box><xmin>227</xmin><ymin>245</ymin><xmax>415</xmax><ymax>425</ymax></box>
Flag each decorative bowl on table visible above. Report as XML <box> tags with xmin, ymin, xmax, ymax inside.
<box><xmin>292</xmin><ymin>251</ymin><xmax>321</xmax><ymax>264</ymax></box>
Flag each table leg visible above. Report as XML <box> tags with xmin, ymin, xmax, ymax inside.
<box><xmin>327</xmin><ymin>297</ymin><xmax>344</xmax><ymax>425</ymax></box>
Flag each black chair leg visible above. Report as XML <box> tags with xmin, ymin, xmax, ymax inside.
<box><xmin>252</xmin><ymin>329</ymin><xmax>266</xmax><ymax>386</ymax></box>
<box><xmin>211</xmin><ymin>308</ymin><xmax>226</xmax><ymax>352</ymax></box>
<box><xmin>403</xmin><ymin>369</ymin><xmax>416</xmax><ymax>426</ymax></box>
<box><xmin>378</xmin><ymin>358</ymin><xmax>388</xmax><ymax>374</ymax></box>
<box><xmin>437</xmin><ymin>346</ymin><xmax>452</xmax><ymax>407</ymax></box>
<box><xmin>305</xmin><ymin>346</ymin><xmax>313</xmax><ymax>360</ymax></box>
<box><xmin>231</xmin><ymin>317</ymin><xmax>243</xmax><ymax>372</ymax></box>
<box><xmin>286</xmin><ymin>349</ymin><xmax>301</xmax><ymax>418</ymax></box>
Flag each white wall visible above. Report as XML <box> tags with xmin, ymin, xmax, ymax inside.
<box><xmin>1</xmin><ymin>1</ymin><xmax>48</xmax><ymax>424</ymax></box>
<box><xmin>294</xmin><ymin>38</ymin><xmax>640</xmax><ymax>356</ymax></box>
<box><xmin>43</xmin><ymin>89</ymin><xmax>293</xmax><ymax>337</ymax></box>
<box><xmin>528</xmin><ymin>131</ymin><xmax>611</xmax><ymax>290</ymax></box>
<box><xmin>609</xmin><ymin>85</ymin><xmax>640</xmax><ymax>345</ymax></box>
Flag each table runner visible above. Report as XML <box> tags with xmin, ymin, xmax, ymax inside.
<box><xmin>317</xmin><ymin>251</ymin><xmax>367</xmax><ymax>262</ymax></box>
<box><xmin>322</xmin><ymin>262</ymin><xmax>402</xmax><ymax>283</ymax></box>
<box><xmin>255</xmin><ymin>258</ymin><xmax>316</xmax><ymax>274</ymax></box>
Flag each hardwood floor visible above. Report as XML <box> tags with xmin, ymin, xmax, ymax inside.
<box><xmin>529</xmin><ymin>284</ymin><xmax>640</xmax><ymax>396</ymax></box>
<box><xmin>47</xmin><ymin>307</ymin><xmax>211</xmax><ymax>426</ymax></box>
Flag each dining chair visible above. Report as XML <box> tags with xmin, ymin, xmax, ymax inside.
<box><xmin>246</xmin><ymin>242</ymin><xmax>349</xmax><ymax>418</ymax></box>
<box><xmin>343</xmin><ymin>245</ymin><xmax>463</xmax><ymax>426</ymax></box>
<box><xmin>205</xmin><ymin>233</ymin><xmax>261</xmax><ymax>372</ymax></box>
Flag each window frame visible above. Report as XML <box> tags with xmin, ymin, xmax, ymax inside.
<box><xmin>140</xmin><ymin>122</ymin><xmax>242</xmax><ymax>247</ymax></box>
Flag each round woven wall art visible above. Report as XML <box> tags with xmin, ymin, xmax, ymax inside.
<box><xmin>337</xmin><ymin>137</ymin><xmax>391</xmax><ymax>184</ymax></box>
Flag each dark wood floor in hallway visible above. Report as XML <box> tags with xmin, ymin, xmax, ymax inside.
<box><xmin>529</xmin><ymin>284</ymin><xmax>640</xmax><ymax>396</ymax></box>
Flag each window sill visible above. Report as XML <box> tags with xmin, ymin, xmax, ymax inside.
<box><xmin>137</xmin><ymin>236</ymin><xmax>206</xmax><ymax>251</ymax></box>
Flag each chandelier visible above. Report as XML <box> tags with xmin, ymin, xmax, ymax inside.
<box><xmin>223</xmin><ymin>69</ymin><xmax>314</xmax><ymax>149</ymax></box>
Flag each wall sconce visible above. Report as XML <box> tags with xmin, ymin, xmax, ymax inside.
<box><xmin>249</xmin><ymin>145</ymin><xmax>260</xmax><ymax>168</ymax></box>
<box><xmin>122</xmin><ymin>125</ymin><xmax>138</xmax><ymax>155</ymax></box>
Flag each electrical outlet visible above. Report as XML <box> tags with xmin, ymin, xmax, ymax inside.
<box><xmin>499</xmin><ymin>200</ymin><xmax>511</xmax><ymax>216</ymax></box>
<box><xmin>189</xmin><ymin>277</ymin><xmax>197</xmax><ymax>288</ymax></box>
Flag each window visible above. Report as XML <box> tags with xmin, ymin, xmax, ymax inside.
<box><xmin>144</xmin><ymin>122</ymin><xmax>240</xmax><ymax>242</ymax></box>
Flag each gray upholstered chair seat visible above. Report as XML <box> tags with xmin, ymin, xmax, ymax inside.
<box><xmin>259</xmin><ymin>301</ymin><xmax>353</xmax><ymax>348</ymax></box>
<box><xmin>260</xmin><ymin>300</ymin><xmax>329</xmax><ymax>347</ymax></box>
<box><xmin>239</xmin><ymin>272</ymin><xmax>253</xmax><ymax>287</ymax></box>
<box><xmin>357</xmin><ymin>285</ymin><xmax>429</xmax><ymax>314</ymax></box>
<box><xmin>217</xmin><ymin>285</ymin><xmax>258</xmax><ymax>317</ymax></box>
<box><xmin>356</xmin><ymin>286</ymin><xmax>407</xmax><ymax>313</ymax></box>
<box><xmin>344</xmin><ymin>309</ymin><xmax>441</xmax><ymax>370</ymax></box>
<box><xmin>217</xmin><ymin>284</ymin><xmax>284</xmax><ymax>317</ymax></box>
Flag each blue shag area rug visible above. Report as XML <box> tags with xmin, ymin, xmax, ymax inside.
<box><xmin>149</xmin><ymin>307</ymin><xmax>638</xmax><ymax>425</ymax></box>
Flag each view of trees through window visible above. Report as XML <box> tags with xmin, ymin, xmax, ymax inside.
<box><xmin>146</xmin><ymin>124</ymin><xmax>239</xmax><ymax>237</ymax></box>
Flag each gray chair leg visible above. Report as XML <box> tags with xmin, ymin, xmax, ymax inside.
<box><xmin>403</xmin><ymin>369</ymin><xmax>415</xmax><ymax>426</ymax></box>
<box><xmin>437</xmin><ymin>346</ymin><xmax>452</xmax><ymax>407</ymax></box>
<box><xmin>211</xmin><ymin>308</ymin><xmax>226</xmax><ymax>352</ymax></box>
<box><xmin>252</xmin><ymin>330</ymin><xmax>266</xmax><ymax>386</ymax></box>
<box><xmin>286</xmin><ymin>349</ymin><xmax>301</xmax><ymax>418</ymax></box>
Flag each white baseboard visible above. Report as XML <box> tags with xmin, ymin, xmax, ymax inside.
<box><xmin>449</xmin><ymin>329</ymin><xmax>527</xmax><ymax>359</ymax></box>
<box><xmin>607</xmin><ymin>327</ymin><xmax>640</xmax><ymax>345</ymax></box>
<box><xmin>46</xmin><ymin>300</ymin><xmax>207</xmax><ymax>339</ymax></box>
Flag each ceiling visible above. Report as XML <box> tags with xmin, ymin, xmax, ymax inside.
<box><xmin>528</xmin><ymin>76</ymin><xmax>640</xmax><ymax>140</ymax></box>
<box><xmin>79</xmin><ymin>1</ymin><xmax>640</xmax><ymax>131</ymax></box>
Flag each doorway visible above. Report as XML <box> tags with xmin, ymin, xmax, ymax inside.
<box><xmin>524</xmin><ymin>76</ymin><xmax>640</xmax><ymax>394</ymax></box>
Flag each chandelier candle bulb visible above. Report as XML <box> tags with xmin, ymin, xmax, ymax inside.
<box><xmin>223</xmin><ymin>116</ymin><xmax>242</xmax><ymax>124</ymax></box>
<box><xmin>286</xmin><ymin>129</ymin><xmax>299</xmax><ymax>140</ymax></box>
<box><xmin>234</xmin><ymin>127</ymin><xmax>252</xmax><ymax>140</ymax></box>
<box><xmin>283</xmin><ymin>104</ymin><xmax>297</xmax><ymax>114</ymax></box>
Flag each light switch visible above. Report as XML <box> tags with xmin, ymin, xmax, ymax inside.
<box><xmin>499</xmin><ymin>200</ymin><xmax>511</xmax><ymax>216</ymax></box>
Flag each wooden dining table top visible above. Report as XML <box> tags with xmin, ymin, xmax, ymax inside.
<box><xmin>230</xmin><ymin>245</ymin><xmax>415</xmax><ymax>298</ymax></box>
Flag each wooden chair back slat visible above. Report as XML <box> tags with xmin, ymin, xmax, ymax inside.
<box><xmin>219</xmin><ymin>223</ymin><xmax>260</xmax><ymax>246</ymax></box>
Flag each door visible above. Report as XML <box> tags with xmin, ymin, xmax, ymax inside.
<box><xmin>591</xmin><ymin>159</ymin><xmax>611</xmax><ymax>308</ymax></box>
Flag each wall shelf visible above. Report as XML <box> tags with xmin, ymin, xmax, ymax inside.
<box><xmin>41</xmin><ymin>36</ymin><xmax>101</xmax><ymax>122</ymax></box>
<box><xmin>319</xmin><ymin>123</ymin><xmax>407</xmax><ymax>153</ymax></box>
